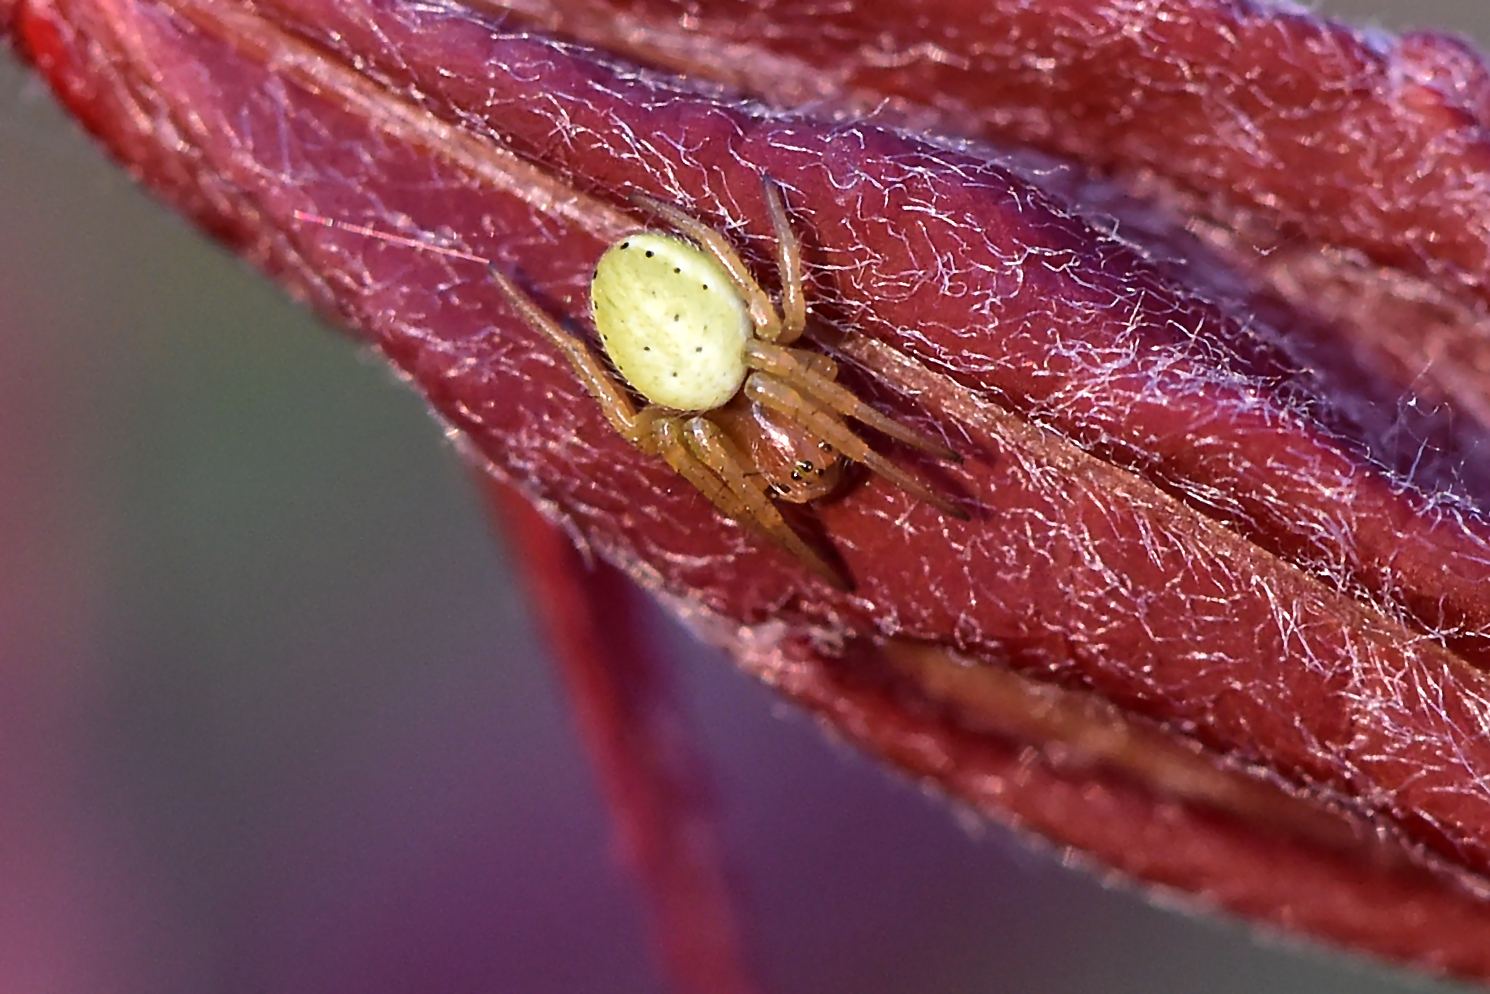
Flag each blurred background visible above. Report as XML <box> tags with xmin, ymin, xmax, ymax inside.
<box><xmin>0</xmin><ymin>1</ymin><xmax>1483</xmax><ymax>992</ymax></box>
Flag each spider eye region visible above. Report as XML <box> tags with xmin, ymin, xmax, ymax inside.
<box><xmin>591</xmin><ymin>233</ymin><xmax>751</xmax><ymax>411</ymax></box>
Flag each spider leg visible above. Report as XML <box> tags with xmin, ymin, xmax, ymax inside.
<box><xmin>761</xmin><ymin>177</ymin><xmax>807</xmax><ymax>345</ymax></box>
<box><xmin>795</xmin><ymin>350</ymin><xmax>837</xmax><ymax>381</ymax></box>
<box><xmin>673</xmin><ymin>417</ymin><xmax>850</xmax><ymax>589</ymax></box>
<box><xmin>645</xmin><ymin>416</ymin><xmax>748</xmax><ymax>510</ymax></box>
<box><xmin>745</xmin><ymin>341</ymin><xmax>961</xmax><ymax>462</ymax></box>
<box><xmin>745</xmin><ymin>374</ymin><xmax>968</xmax><ymax>520</ymax></box>
<box><xmin>628</xmin><ymin>191</ymin><xmax>783</xmax><ymax>341</ymax></box>
<box><xmin>490</xmin><ymin>266</ymin><xmax>651</xmax><ymax>446</ymax></box>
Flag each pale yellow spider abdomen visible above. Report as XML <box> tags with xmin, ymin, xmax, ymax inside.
<box><xmin>590</xmin><ymin>233</ymin><xmax>751</xmax><ymax>412</ymax></box>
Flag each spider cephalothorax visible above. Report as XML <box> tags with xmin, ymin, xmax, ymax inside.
<box><xmin>492</xmin><ymin>176</ymin><xmax>962</xmax><ymax>587</ymax></box>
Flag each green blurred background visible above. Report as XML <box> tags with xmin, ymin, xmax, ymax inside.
<box><xmin>0</xmin><ymin>2</ymin><xmax>1482</xmax><ymax>992</ymax></box>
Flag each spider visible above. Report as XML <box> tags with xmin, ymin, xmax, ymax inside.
<box><xmin>490</xmin><ymin>176</ymin><xmax>964</xmax><ymax>587</ymax></box>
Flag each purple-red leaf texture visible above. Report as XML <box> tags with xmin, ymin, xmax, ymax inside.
<box><xmin>12</xmin><ymin>0</ymin><xmax>1490</xmax><ymax>983</ymax></box>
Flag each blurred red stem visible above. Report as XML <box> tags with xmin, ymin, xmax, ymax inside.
<box><xmin>483</xmin><ymin>475</ymin><xmax>758</xmax><ymax>994</ymax></box>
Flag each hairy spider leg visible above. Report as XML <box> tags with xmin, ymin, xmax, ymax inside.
<box><xmin>647</xmin><ymin>418</ymin><xmax>845</xmax><ymax>586</ymax></box>
<box><xmin>628</xmin><ymin>191</ymin><xmax>784</xmax><ymax>342</ymax></box>
<box><xmin>761</xmin><ymin>177</ymin><xmax>807</xmax><ymax>344</ymax></box>
<box><xmin>648</xmin><ymin>417</ymin><xmax>752</xmax><ymax>510</ymax></box>
<box><xmin>489</xmin><ymin>267</ymin><xmax>656</xmax><ymax>445</ymax></box>
<box><xmin>744</xmin><ymin>375</ymin><xmax>967</xmax><ymax>520</ymax></box>
<box><xmin>795</xmin><ymin>351</ymin><xmax>837</xmax><ymax>381</ymax></box>
<box><xmin>744</xmin><ymin>341</ymin><xmax>962</xmax><ymax>463</ymax></box>
<box><xmin>679</xmin><ymin>418</ymin><xmax>848</xmax><ymax>588</ymax></box>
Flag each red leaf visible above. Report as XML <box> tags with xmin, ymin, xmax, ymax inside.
<box><xmin>14</xmin><ymin>0</ymin><xmax>1490</xmax><ymax>983</ymax></box>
